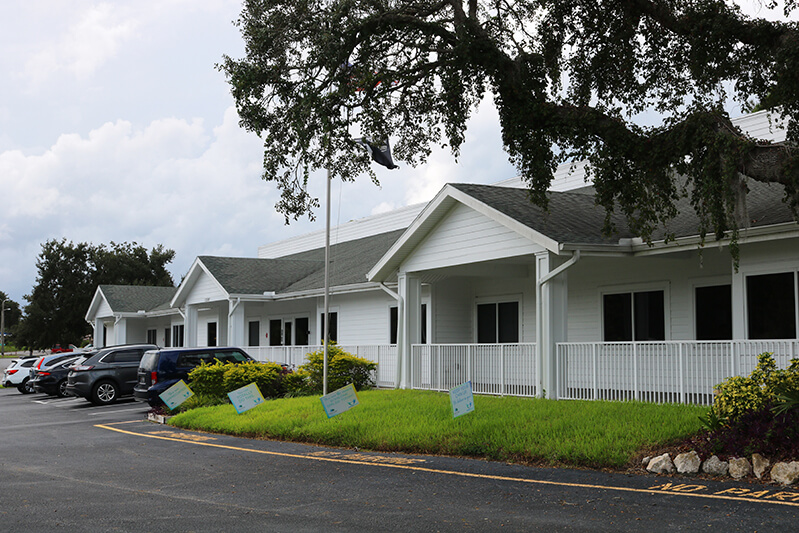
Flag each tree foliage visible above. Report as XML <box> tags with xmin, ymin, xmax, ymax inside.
<box><xmin>0</xmin><ymin>291</ymin><xmax>22</xmax><ymax>342</ymax></box>
<box><xmin>17</xmin><ymin>240</ymin><xmax>176</xmax><ymax>349</ymax></box>
<box><xmin>220</xmin><ymin>0</ymin><xmax>799</xmax><ymax>244</ymax></box>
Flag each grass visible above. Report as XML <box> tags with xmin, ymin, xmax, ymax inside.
<box><xmin>169</xmin><ymin>390</ymin><xmax>706</xmax><ymax>469</ymax></box>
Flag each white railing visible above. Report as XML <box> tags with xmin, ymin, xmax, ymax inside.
<box><xmin>242</xmin><ymin>340</ymin><xmax>798</xmax><ymax>404</ymax></box>
<box><xmin>557</xmin><ymin>340</ymin><xmax>799</xmax><ymax>405</ymax></box>
<box><xmin>242</xmin><ymin>344</ymin><xmax>398</xmax><ymax>389</ymax></box>
<box><xmin>410</xmin><ymin>344</ymin><xmax>537</xmax><ymax>397</ymax></box>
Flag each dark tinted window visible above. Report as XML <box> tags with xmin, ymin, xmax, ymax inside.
<box><xmin>176</xmin><ymin>349</ymin><xmax>251</xmax><ymax>368</ymax></box>
<box><xmin>390</xmin><ymin>307</ymin><xmax>398</xmax><ymax>345</ymax></box>
<box><xmin>696</xmin><ymin>284</ymin><xmax>732</xmax><ymax>340</ymax></box>
<box><xmin>747</xmin><ymin>272</ymin><xmax>796</xmax><ymax>339</ymax></box>
<box><xmin>477</xmin><ymin>303</ymin><xmax>496</xmax><ymax>343</ymax></box>
<box><xmin>634</xmin><ymin>291</ymin><xmax>665</xmax><ymax>341</ymax></box>
<box><xmin>604</xmin><ymin>290</ymin><xmax>665</xmax><ymax>341</ymax></box>
<box><xmin>140</xmin><ymin>351</ymin><xmax>160</xmax><ymax>371</ymax></box>
<box><xmin>103</xmin><ymin>350</ymin><xmax>143</xmax><ymax>364</ymax></box>
<box><xmin>604</xmin><ymin>293</ymin><xmax>633</xmax><ymax>341</ymax></box>
<box><xmin>21</xmin><ymin>359</ymin><xmax>36</xmax><ymax>368</ymax></box>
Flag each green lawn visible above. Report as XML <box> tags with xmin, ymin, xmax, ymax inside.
<box><xmin>169</xmin><ymin>390</ymin><xmax>706</xmax><ymax>468</ymax></box>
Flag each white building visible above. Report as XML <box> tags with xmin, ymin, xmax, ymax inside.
<box><xmin>86</xmin><ymin>111</ymin><xmax>799</xmax><ymax>403</ymax></box>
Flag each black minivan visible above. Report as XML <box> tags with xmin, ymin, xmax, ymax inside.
<box><xmin>134</xmin><ymin>347</ymin><xmax>254</xmax><ymax>406</ymax></box>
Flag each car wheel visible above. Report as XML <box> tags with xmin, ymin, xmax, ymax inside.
<box><xmin>91</xmin><ymin>380</ymin><xmax>118</xmax><ymax>405</ymax></box>
<box><xmin>18</xmin><ymin>378</ymin><xmax>34</xmax><ymax>394</ymax></box>
<box><xmin>57</xmin><ymin>379</ymin><xmax>69</xmax><ymax>398</ymax></box>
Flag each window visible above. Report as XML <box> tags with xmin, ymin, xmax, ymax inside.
<box><xmin>102</xmin><ymin>350</ymin><xmax>142</xmax><ymax>364</ymax></box>
<box><xmin>603</xmin><ymin>290</ymin><xmax>665</xmax><ymax>341</ymax></box>
<box><xmin>695</xmin><ymin>284</ymin><xmax>732</xmax><ymax>340</ymax></box>
<box><xmin>269</xmin><ymin>319</ymin><xmax>282</xmax><ymax>346</ymax></box>
<box><xmin>207</xmin><ymin>322</ymin><xmax>217</xmax><ymax>347</ymax></box>
<box><xmin>164</xmin><ymin>328</ymin><xmax>171</xmax><ymax>348</ymax></box>
<box><xmin>390</xmin><ymin>304</ymin><xmax>428</xmax><ymax>345</ymax></box>
<box><xmin>172</xmin><ymin>325</ymin><xmax>184</xmax><ymax>347</ymax></box>
<box><xmin>320</xmin><ymin>312</ymin><xmax>338</xmax><ymax>343</ymax></box>
<box><xmin>390</xmin><ymin>307</ymin><xmax>398</xmax><ymax>345</ymax></box>
<box><xmin>477</xmin><ymin>301</ymin><xmax>519</xmax><ymax>343</ymax></box>
<box><xmin>295</xmin><ymin>317</ymin><xmax>309</xmax><ymax>345</ymax></box>
<box><xmin>248</xmin><ymin>321</ymin><xmax>260</xmax><ymax>347</ymax></box>
<box><xmin>146</xmin><ymin>329</ymin><xmax>157</xmax><ymax>345</ymax></box>
<box><xmin>747</xmin><ymin>272</ymin><xmax>797</xmax><ymax>339</ymax></box>
<box><xmin>284</xmin><ymin>321</ymin><xmax>293</xmax><ymax>346</ymax></box>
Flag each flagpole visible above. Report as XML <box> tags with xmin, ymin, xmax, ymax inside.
<box><xmin>323</xmin><ymin>166</ymin><xmax>331</xmax><ymax>396</ymax></box>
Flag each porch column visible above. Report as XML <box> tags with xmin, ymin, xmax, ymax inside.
<box><xmin>228</xmin><ymin>299</ymin><xmax>245</xmax><ymax>347</ymax></box>
<box><xmin>535</xmin><ymin>251</ymin><xmax>569</xmax><ymax>399</ymax></box>
<box><xmin>185</xmin><ymin>304</ymin><xmax>198</xmax><ymax>347</ymax></box>
<box><xmin>114</xmin><ymin>317</ymin><xmax>128</xmax><ymax>345</ymax></box>
<box><xmin>398</xmin><ymin>272</ymin><xmax>422</xmax><ymax>389</ymax></box>
<box><xmin>93</xmin><ymin>319</ymin><xmax>104</xmax><ymax>348</ymax></box>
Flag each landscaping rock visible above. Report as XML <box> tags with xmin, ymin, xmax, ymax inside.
<box><xmin>642</xmin><ymin>456</ymin><xmax>651</xmax><ymax>468</ymax></box>
<box><xmin>646</xmin><ymin>453</ymin><xmax>675</xmax><ymax>474</ymax></box>
<box><xmin>771</xmin><ymin>462</ymin><xmax>799</xmax><ymax>486</ymax></box>
<box><xmin>752</xmin><ymin>453</ymin><xmax>770</xmax><ymax>479</ymax></box>
<box><xmin>701</xmin><ymin>455</ymin><xmax>729</xmax><ymax>476</ymax></box>
<box><xmin>674</xmin><ymin>451</ymin><xmax>701</xmax><ymax>475</ymax></box>
<box><xmin>728</xmin><ymin>457</ymin><xmax>752</xmax><ymax>479</ymax></box>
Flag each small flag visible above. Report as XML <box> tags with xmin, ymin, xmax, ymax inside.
<box><xmin>354</xmin><ymin>137</ymin><xmax>399</xmax><ymax>170</ymax></box>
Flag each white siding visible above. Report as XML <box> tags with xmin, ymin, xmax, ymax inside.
<box><xmin>567</xmin><ymin>251</ymin><xmax>733</xmax><ymax>342</ymax></box>
<box><xmin>185</xmin><ymin>269</ymin><xmax>227</xmax><ymax>305</ymax></box>
<box><xmin>258</xmin><ymin>203</ymin><xmax>424</xmax><ymax>258</ymax></box>
<box><xmin>327</xmin><ymin>291</ymin><xmax>398</xmax><ymax>345</ymax></box>
<box><xmin>95</xmin><ymin>297</ymin><xmax>113</xmax><ymax>319</ymax></box>
<box><xmin>431</xmin><ymin>272</ymin><xmax>537</xmax><ymax>343</ymax></box>
<box><xmin>433</xmin><ymin>278</ymin><xmax>474</xmax><ymax>343</ymax></box>
<box><xmin>402</xmin><ymin>203</ymin><xmax>542</xmax><ymax>272</ymax></box>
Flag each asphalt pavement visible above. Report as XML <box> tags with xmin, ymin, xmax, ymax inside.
<box><xmin>1</xmin><ymin>386</ymin><xmax>797</xmax><ymax>532</ymax></box>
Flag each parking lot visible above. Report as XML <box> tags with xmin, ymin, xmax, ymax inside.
<box><xmin>3</xmin><ymin>381</ymin><xmax>799</xmax><ymax>532</ymax></box>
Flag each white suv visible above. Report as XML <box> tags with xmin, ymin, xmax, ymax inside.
<box><xmin>2</xmin><ymin>357</ymin><xmax>38</xmax><ymax>393</ymax></box>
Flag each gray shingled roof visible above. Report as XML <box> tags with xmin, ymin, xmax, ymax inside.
<box><xmin>451</xmin><ymin>179</ymin><xmax>795</xmax><ymax>246</ymax></box>
<box><xmin>198</xmin><ymin>229</ymin><xmax>406</xmax><ymax>295</ymax></box>
<box><xmin>100</xmin><ymin>285</ymin><xmax>177</xmax><ymax>313</ymax></box>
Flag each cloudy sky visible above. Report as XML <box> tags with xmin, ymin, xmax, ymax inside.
<box><xmin>0</xmin><ymin>1</ymin><xmax>788</xmax><ymax>307</ymax></box>
<box><xmin>0</xmin><ymin>0</ymin><xmax>517</xmax><ymax>305</ymax></box>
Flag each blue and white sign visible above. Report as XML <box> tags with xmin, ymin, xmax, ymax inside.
<box><xmin>227</xmin><ymin>382</ymin><xmax>265</xmax><ymax>414</ymax></box>
<box><xmin>320</xmin><ymin>383</ymin><xmax>359</xmax><ymax>418</ymax></box>
<box><xmin>450</xmin><ymin>381</ymin><xmax>475</xmax><ymax>418</ymax></box>
<box><xmin>159</xmin><ymin>380</ymin><xmax>194</xmax><ymax>411</ymax></box>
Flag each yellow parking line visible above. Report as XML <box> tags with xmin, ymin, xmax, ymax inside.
<box><xmin>96</xmin><ymin>422</ymin><xmax>799</xmax><ymax>508</ymax></box>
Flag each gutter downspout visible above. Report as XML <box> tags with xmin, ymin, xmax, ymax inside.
<box><xmin>379</xmin><ymin>283</ymin><xmax>403</xmax><ymax>389</ymax></box>
<box><xmin>536</xmin><ymin>250</ymin><xmax>581</xmax><ymax>399</ymax></box>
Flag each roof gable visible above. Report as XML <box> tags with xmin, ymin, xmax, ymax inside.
<box><xmin>86</xmin><ymin>285</ymin><xmax>177</xmax><ymax>320</ymax></box>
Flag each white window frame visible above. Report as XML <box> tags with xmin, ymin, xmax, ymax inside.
<box><xmin>740</xmin><ymin>265</ymin><xmax>799</xmax><ymax>340</ymax></box>
<box><xmin>474</xmin><ymin>294</ymin><xmax>523</xmax><ymax>344</ymax></box>
<box><xmin>598</xmin><ymin>282</ymin><xmax>671</xmax><ymax>342</ymax></box>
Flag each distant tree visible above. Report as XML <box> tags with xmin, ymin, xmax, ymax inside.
<box><xmin>17</xmin><ymin>240</ymin><xmax>176</xmax><ymax>349</ymax></box>
<box><xmin>220</xmin><ymin>0</ymin><xmax>799</xmax><ymax>247</ymax></box>
<box><xmin>0</xmin><ymin>291</ymin><xmax>22</xmax><ymax>346</ymax></box>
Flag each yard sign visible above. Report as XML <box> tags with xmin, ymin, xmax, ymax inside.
<box><xmin>320</xmin><ymin>383</ymin><xmax>359</xmax><ymax>418</ymax></box>
<box><xmin>159</xmin><ymin>380</ymin><xmax>194</xmax><ymax>411</ymax></box>
<box><xmin>227</xmin><ymin>382</ymin><xmax>265</xmax><ymax>414</ymax></box>
<box><xmin>450</xmin><ymin>381</ymin><xmax>475</xmax><ymax>418</ymax></box>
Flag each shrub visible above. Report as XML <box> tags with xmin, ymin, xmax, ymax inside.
<box><xmin>188</xmin><ymin>361</ymin><xmax>230</xmax><ymax>398</ymax></box>
<box><xmin>712</xmin><ymin>353</ymin><xmax>799</xmax><ymax>421</ymax></box>
<box><xmin>188</xmin><ymin>361</ymin><xmax>287</xmax><ymax>400</ymax></box>
<box><xmin>285</xmin><ymin>344</ymin><xmax>377</xmax><ymax>395</ymax></box>
<box><xmin>222</xmin><ymin>361</ymin><xmax>286</xmax><ymax>399</ymax></box>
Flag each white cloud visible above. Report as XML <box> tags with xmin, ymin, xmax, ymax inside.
<box><xmin>22</xmin><ymin>3</ymin><xmax>138</xmax><ymax>85</ymax></box>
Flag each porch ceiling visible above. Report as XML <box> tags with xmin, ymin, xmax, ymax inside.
<box><xmin>416</xmin><ymin>258</ymin><xmax>533</xmax><ymax>283</ymax></box>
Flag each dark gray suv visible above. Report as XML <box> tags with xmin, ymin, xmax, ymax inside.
<box><xmin>65</xmin><ymin>344</ymin><xmax>158</xmax><ymax>405</ymax></box>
